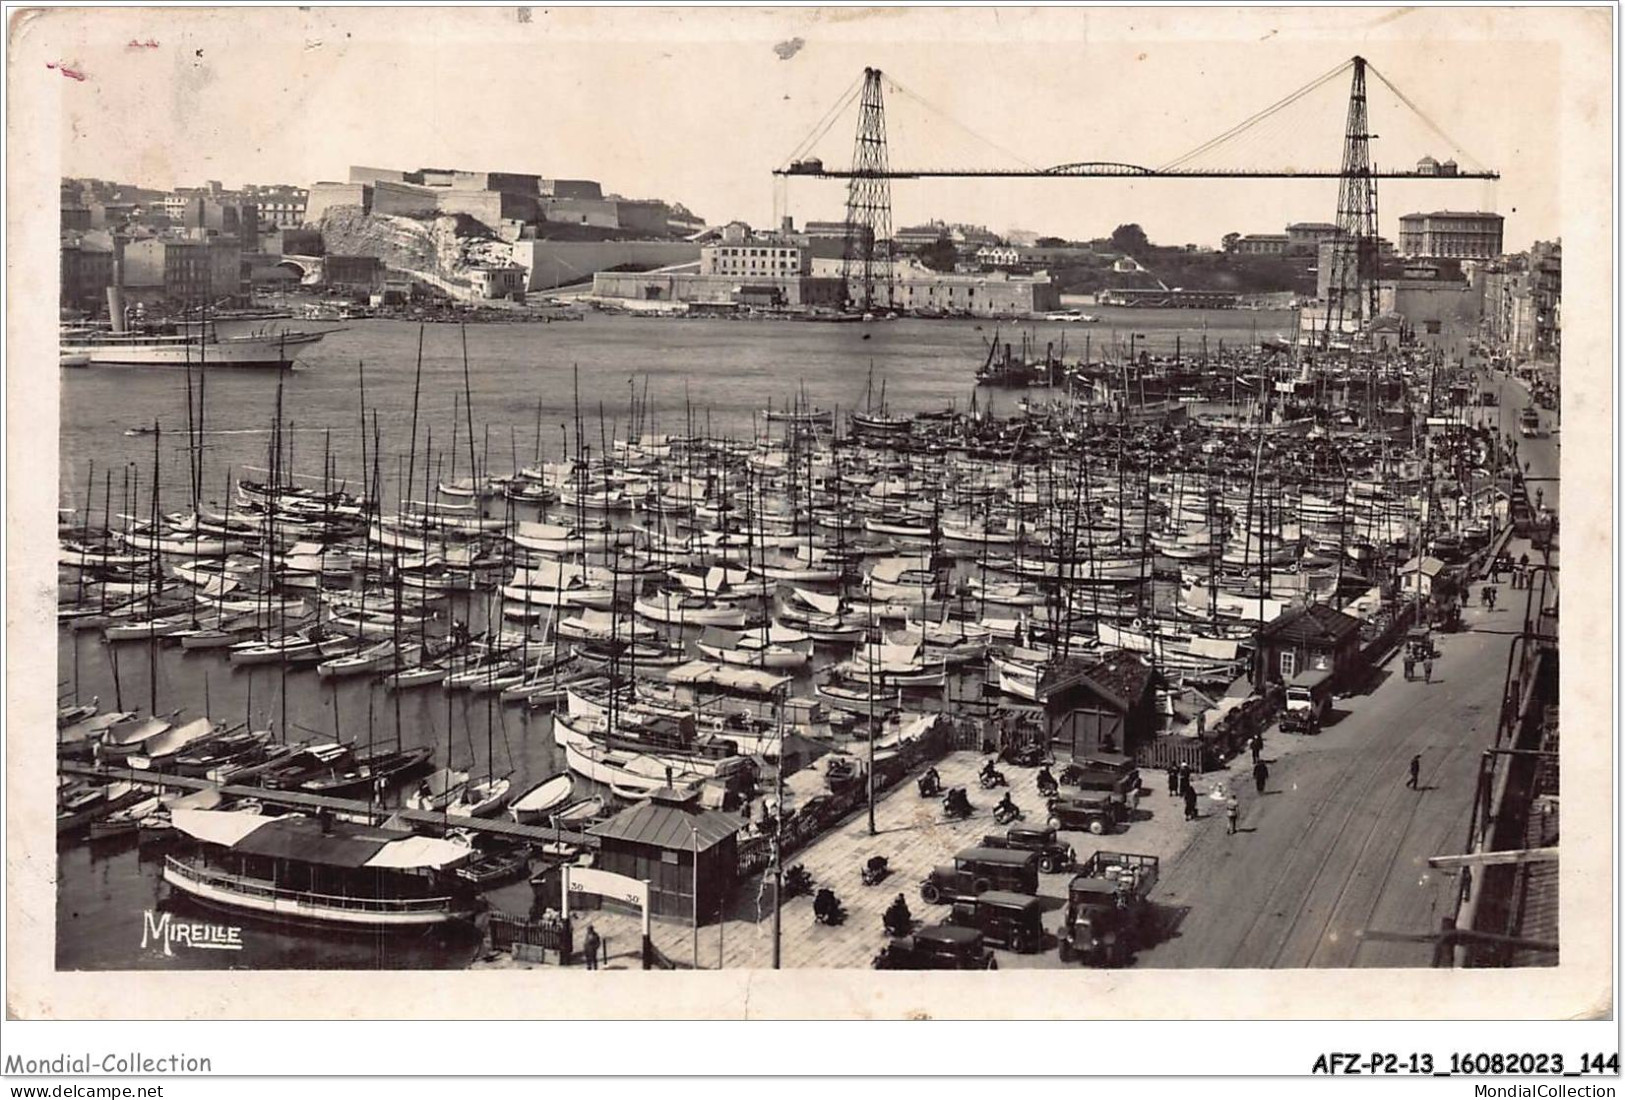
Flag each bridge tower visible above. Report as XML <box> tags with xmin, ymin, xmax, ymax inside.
<box><xmin>1322</xmin><ymin>55</ymin><xmax>1382</xmax><ymax>345</ymax></box>
<box><xmin>842</xmin><ymin>67</ymin><xmax>894</xmax><ymax>313</ymax></box>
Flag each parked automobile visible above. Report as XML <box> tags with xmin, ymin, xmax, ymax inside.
<box><xmin>1058</xmin><ymin>752</ymin><xmax>1142</xmax><ymax>809</ymax></box>
<box><xmin>919</xmin><ymin>847</ymin><xmax>1040</xmax><ymax>904</ymax></box>
<box><xmin>980</xmin><ymin>826</ymin><xmax>1075</xmax><ymax>873</ymax></box>
<box><xmin>1044</xmin><ymin>792</ymin><xmax>1124</xmax><ymax>836</ymax></box>
<box><xmin>946</xmin><ymin>890</ymin><xmax>1047</xmax><ymax>954</ymax></box>
<box><xmin>872</xmin><ymin>923</ymin><xmax>998</xmax><ymax>970</ymax></box>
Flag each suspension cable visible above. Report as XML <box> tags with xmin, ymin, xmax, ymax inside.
<box><xmin>1366</xmin><ymin>63</ymin><xmax>1486</xmax><ymax>170</ymax></box>
<box><xmin>1160</xmin><ymin>58</ymin><xmax>1353</xmax><ymax>171</ymax></box>
<box><xmin>882</xmin><ymin>72</ymin><xmax>1040</xmax><ymax>170</ymax></box>
<box><xmin>780</xmin><ymin>74</ymin><xmax>864</xmax><ymax>168</ymax></box>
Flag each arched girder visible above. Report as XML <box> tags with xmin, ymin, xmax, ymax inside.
<box><xmin>1043</xmin><ymin>162</ymin><xmax>1154</xmax><ymax>176</ymax></box>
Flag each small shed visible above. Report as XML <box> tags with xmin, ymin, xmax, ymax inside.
<box><xmin>587</xmin><ymin>787</ymin><xmax>743</xmax><ymax>924</ymax></box>
<box><xmin>1398</xmin><ymin>555</ymin><xmax>1449</xmax><ymax>599</ymax></box>
<box><xmin>1038</xmin><ymin>650</ymin><xmax>1157</xmax><ymax>760</ymax></box>
<box><xmin>1256</xmin><ymin>602</ymin><xmax>1364</xmax><ymax>690</ymax></box>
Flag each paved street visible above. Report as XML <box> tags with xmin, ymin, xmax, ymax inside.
<box><xmin>1139</xmin><ymin>359</ymin><xmax>1559</xmax><ymax>969</ymax></box>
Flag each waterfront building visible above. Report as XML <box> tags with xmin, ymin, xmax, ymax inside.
<box><xmin>1039</xmin><ymin>651</ymin><xmax>1158</xmax><ymax>760</ymax></box>
<box><xmin>587</xmin><ymin>789</ymin><xmax>743</xmax><ymax>923</ymax></box>
<box><xmin>701</xmin><ymin>240</ymin><xmax>809</xmax><ymax>277</ymax></box>
<box><xmin>119</xmin><ymin>236</ymin><xmax>243</xmax><ymax>304</ymax></box>
<box><xmin>471</xmin><ymin>264</ymin><xmax>527</xmax><ymax>299</ymax></box>
<box><xmin>60</xmin><ymin>235</ymin><xmax>115</xmax><ymax>311</ymax></box>
<box><xmin>1285</xmin><ymin>221</ymin><xmax>1343</xmax><ymax>255</ymax></box>
<box><xmin>1255</xmin><ymin>603</ymin><xmax>1364</xmax><ymax>691</ymax></box>
<box><xmin>1397</xmin><ymin>211</ymin><xmax>1504</xmax><ymax>260</ymax></box>
<box><xmin>242</xmin><ymin>184</ymin><xmax>309</xmax><ymax>229</ymax></box>
<box><xmin>1231</xmin><ymin>233</ymin><xmax>1290</xmax><ymax>256</ymax></box>
<box><xmin>324</xmin><ymin>254</ymin><xmax>384</xmax><ymax>291</ymax></box>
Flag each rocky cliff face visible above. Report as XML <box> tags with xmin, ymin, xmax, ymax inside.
<box><xmin>316</xmin><ymin>207</ymin><xmax>515</xmax><ymax>298</ymax></box>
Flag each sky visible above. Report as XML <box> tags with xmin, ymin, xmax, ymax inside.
<box><xmin>32</xmin><ymin>6</ymin><xmax>1575</xmax><ymax>250</ymax></box>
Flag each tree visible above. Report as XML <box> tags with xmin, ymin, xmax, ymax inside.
<box><xmin>918</xmin><ymin>236</ymin><xmax>959</xmax><ymax>273</ymax></box>
<box><xmin>1110</xmin><ymin>223</ymin><xmax>1150</xmax><ymax>256</ymax></box>
<box><xmin>1036</xmin><ymin>236</ymin><xmax>1068</xmax><ymax>249</ymax></box>
<box><xmin>1222</xmin><ymin>232</ymin><xmax>1241</xmax><ymax>253</ymax></box>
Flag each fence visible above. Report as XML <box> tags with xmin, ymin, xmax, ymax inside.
<box><xmin>488</xmin><ymin>911</ymin><xmax>572</xmax><ymax>962</ymax></box>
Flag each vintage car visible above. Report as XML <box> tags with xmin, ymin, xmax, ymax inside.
<box><xmin>919</xmin><ymin>847</ymin><xmax>1040</xmax><ymax>904</ymax></box>
<box><xmin>872</xmin><ymin>923</ymin><xmax>998</xmax><ymax>970</ymax></box>
<box><xmin>980</xmin><ymin>826</ymin><xmax>1075</xmax><ymax>873</ymax></box>
<box><xmin>1044</xmin><ymin>792</ymin><xmax>1125</xmax><ymax>836</ymax></box>
<box><xmin>946</xmin><ymin>890</ymin><xmax>1047</xmax><ymax>954</ymax></box>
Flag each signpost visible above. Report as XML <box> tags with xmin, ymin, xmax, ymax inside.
<box><xmin>561</xmin><ymin>865</ymin><xmax>652</xmax><ymax>969</ymax></box>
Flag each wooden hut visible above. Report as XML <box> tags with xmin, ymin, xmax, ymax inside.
<box><xmin>587</xmin><ymin>788</ymin><xmax>743</xmax><ymax>924</ymax></box>
<box><xmin>1038</xmin><ymin>650</ymin><xmax>1158</xmax><ymax>760</ymax></box>
<box><xmin>1255</xmin><ymin>602</ymin><xmax>1364</xmax><ymax>691</ymax></box>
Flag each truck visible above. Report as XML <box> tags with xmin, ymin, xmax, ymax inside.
<box><xmin>1057</xmin><ymin>851</ymin><xmax>1160</xmax><ymax>967</ymax></box>
<box><xmin>980</xmin><ymin>826</ymin><xmax>1075</xmax><ymax>873</ymax></box>
<box><xmin>1278</xmin><ymin>668</ymin><xmax>1333</xmax><ymax>734</ymax></box>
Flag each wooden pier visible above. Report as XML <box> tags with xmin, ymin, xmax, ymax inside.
<box><xmin>59</xmin><ymin>762</ymin><xmax>600</xmax><ymax>848</ymax></box>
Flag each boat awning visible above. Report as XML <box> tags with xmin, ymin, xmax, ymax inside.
<box><xmin>792</xmin><ymin>587</ymin><xmax>841</xmax><ymax>615</ymax></box>
<box><xmin>1187</xmin><ymin>636</ymin><xmax>1241</xmax><ymax>661</ymax></box>
<box><xmin>666</xmin><ymin>659</ymin><xmax>791</xmax><ymax>696</ymax></box>
<box><xmin>170</xmin><ymin>808</ymin><xmax>276</xmax><ymax>849</ymax></box>
<box><xmin>364</xmin><ymin>834</ymin><xmax>474</xmax><ymax>871</ymax></box>
<box><xmin>231</xmin><ymin>817</ymin><xmax>390</xmax><ymax>868</ymax></box>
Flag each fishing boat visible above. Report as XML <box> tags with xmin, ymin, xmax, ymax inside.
<box><xmin>404</xmin><ymin>766</ymin><xmax>471</xmax><ymax>811</ymax></box>
<box><xmin>508</xmin><ymin>773</ymin><xmax>574</xmax><ymax>825</ymax></box>
<box><xmin>446</xmin><ymin>776</ymin><xmax>513</xmax><ymax>819</ymax></box>
<box><xmin>163</xmin><ymin>809</ymin><xmax>481</xmax><ymax>928</ymax></box>
<box><xmin>299</xmin><ymin>745</ymin><xmax>435</xmax><ymax>800</ymax></box>
<box><xmin>695</xmin><ymin>625</ymin><xmax>814</xmax><ymax>669</ymax></box>
<box><xmin>126</xmin><ymin>717</ymin><xmax>232</xmax><ymax>771</ymax></box>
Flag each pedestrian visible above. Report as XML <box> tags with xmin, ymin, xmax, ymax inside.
<box><xmin>1250</xmin><ymin>733</ymin><xmax>1263</xmax><ymax>766</ymax></box>
<box><xmin>1423</xmin><ymin>657</ymin><xmax>1434</xmax><ymax>684</ymax></box>
<box><xmin>583</xmin><ymin>924</ymin><xmax>601</xmax><ymax>970</ymax></box>
<box><xmin>1403</xmin><ymin>655</ymin><xmax>1414</xmax><ymax>682</ymax></box>
<box><xmin>1407</xmin><ymin>754</ymin><xmax>1421</xmax><ymax>790</ymax></box>
<box><xmin>1178</xmin><ymin>763</ymin><xmax>1193</xmax><ymax>798</ymax></box>
<box><xmin>1182</xmin><ymin>785</ymin><xmax>1199</xmax><ymax>822</ymax></box>
<box><xmin>1167</xmin><ymin>764</ymin><xmax>1180</xmax><ymax>796</ymax></box>
<box><xmin>1488</xmin><ymin>586</ymin><xmax>1498</xmax><ymax>611</ymax></box>
<box><xmin>1225</xmin><ymin>795</ymin><xmax>1240</xmax><ymax>835</ymax></box>
<box><xmin>1253</xmin><ymin>759</ymin><xmax>1269</xmax><ymax>794</ymax></box>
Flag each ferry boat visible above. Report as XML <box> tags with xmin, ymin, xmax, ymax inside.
<box><xmin>59</xmin><ymin>320</ymin><xmax>327</xmax><ymax>369</ymax></box>
<box><xmin>163</xmin><ymin>809</ymin><xmax>481</xmax><ymax>929</ymax></box>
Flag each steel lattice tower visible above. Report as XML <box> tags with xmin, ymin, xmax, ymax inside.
<box><xmin>842</xmin><ymin>68</ymin><xmax>893</xmax><ymax>313</ymax></box>
<box><xmin>1323</xmin><ymin>56</ymin><xmax>1382</xmax><ymax>343</ymax></box>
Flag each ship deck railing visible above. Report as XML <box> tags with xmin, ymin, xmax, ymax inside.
<box><xmin>164</xmin><ymin>856</ymin><xmax>455</xmax><ymax>914</ymax></box>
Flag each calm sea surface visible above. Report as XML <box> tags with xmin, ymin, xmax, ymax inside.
<box><xmin>56</xmin><ymin>306</ymin><xmax>1292</xmax><ymax>970</ymax></box>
